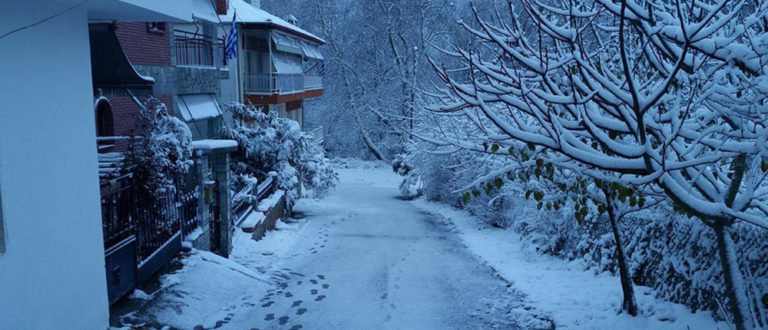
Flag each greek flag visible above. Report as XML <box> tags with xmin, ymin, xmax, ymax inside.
<box><xmin>225</xmin><ymin>13</ymin><xmax>238</xmax><ymax>62</ymax></box>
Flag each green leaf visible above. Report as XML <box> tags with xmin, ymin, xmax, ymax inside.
<box><xmin>508</xmin><ymin>147</ymin><xmax>515</xmax><ymax>155</ymax></box>
<box><xmin>527</xmin><ymin>143</ymin><xmax>536</xmax><ymax>151</ymax></box>
<box><xmin>762</xmin><ymin>161</ymin><xmax>768</xmax><ymax>172</ymax></box>
<box><xmin>533</xmin><ymin>191</ymin><xmax>544</xmax><ymax>202</ymax></box>
<box><xmin>472</xmin><ymin>189</ymin><xmax>480</xmax><ymax>198</ymax></box>
<box><xmin>638</xmin><ymin>197</ymin><xmax>645</xmax><ymax>208</ymax></box>
<box><xmin>525</xmin><ymin>190</ymin><xmax>532</xmax><ymax>199</ymax></box>
<box><xmin>494</xmin><ymin>177</ymin><xmax>503</xmax><ymax>189</ymax></box>
<box><xmin>629</xmin><ymin>196</ymin><xmax>637</xmax><ymax>207</ymax></box>
<box><xmin>491</xmin><ymin>144</ymin><xmax>499</xmax><ymax>153</ymax></box>
<box><xmin>463</xmin><ymin>192</ymin><xmax>470</xmax><ymax>205</ymax></box>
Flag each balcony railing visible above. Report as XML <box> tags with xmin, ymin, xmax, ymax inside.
<box><xmin>305</xmin><ymin>76</ymin><xmax>323</xmax><ymax>90</ymax></box>
<box><xmin>175</xmin><ymin>30</ymin><xmax>221</xmax><ymax>67</ymax></box>
<box><xmin>246</xmin><ymin>73</ymin><xmax>324</xmax><ymax>95</ymax></box>
<box><xmin>246</xmin><ymin>73</ymin><xmax>303</xmax><ymax>94</ymax></box>
<box><xmin>305</xmin><ymin>126</ymin><xmax>325</xmax><ymax>145</ymax></box>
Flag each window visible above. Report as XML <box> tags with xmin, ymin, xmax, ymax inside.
<box><xmin>147</xmin><ymin>22</ymin><xmax>167</xmax><ymax>34</ymax></box>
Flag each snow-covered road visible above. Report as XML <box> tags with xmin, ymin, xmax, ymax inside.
<box><xmin>226</xmin><ymin>163</ymin><xmax>544</xmax><ymax>329</ymax></box>
<box><xmin>117</xmin><ymin>162</ymin><xmax>724</xmax><ymax>330</ymax></box>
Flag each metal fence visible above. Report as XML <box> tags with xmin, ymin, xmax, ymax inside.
<box><xmin>179</xmin><ymin>188</ymin><xmax>200</xmax><ymax>238</ymax></box>
<box><xmin>134</xmin><ymin>187</ymin><xmax>181</xmax><ymax>263</ymax></box>
<box><xmin>101</xmin><ymin>174</ymin><xmax>135</xmax><ymax>249</ymax></box>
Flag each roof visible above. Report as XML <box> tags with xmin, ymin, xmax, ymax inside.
<box><xmin>86</xmin><ymin>0</ymin><xmax>219</xmax><ymax>23</ymax></box>
<box><xmin>220</xmin><ymin>0</ymin><xmax>325</xmax><ymax>45</ymax></box>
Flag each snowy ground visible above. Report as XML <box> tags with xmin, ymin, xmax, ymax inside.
<box><xmin>115</xmin><ymin>160</ymin><xmax>727</xmax><ymax>329</ymax></box>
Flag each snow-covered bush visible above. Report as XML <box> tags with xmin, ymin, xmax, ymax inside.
<box><xmin>125</xmin><ymin>98</ymin><xmax>193</xmax><ymax>196</ymax></box>
<box><xmin>510</xmin><ymin>203</ymin><xmax>768</xmax><ymax>326</ymax></box>
<box><xmin>223</xmin><ymin>103</ymin><xmax>337</xmax><ymax>204</ymax></box>
<box><xmin>392</xmin><ymin>153</ymin><xmax>423</xmax><ymax>198</ymax></box>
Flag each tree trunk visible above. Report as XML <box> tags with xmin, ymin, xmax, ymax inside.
<box><xmin>359</xmin><ymin>126</ymin><xmax>385</xmax><ymax>161</ymax></box>
<box><xmin>713</xmin><ymin>223</ymin><xmax>753</xmax><ymax>330</ymax></box>
<box><xmin>605</xmin><ymin>196</ymin><xmax>638</xmax><ymax>316</ymax></box>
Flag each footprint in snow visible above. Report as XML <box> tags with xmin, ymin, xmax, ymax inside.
<box><xmin>265</xmin><ymin>313</ymin><xmax>274</xmax><ymax>321</ymax></box>
<box><xmin>296</xmin><ymin>308</ymin><xmax>308</xmax><ymax>315</ymax></box>
<box><xmin>315</xmin><ymin>295</ymin><xmax>326</xmax><ymax>301</ymax></box>
<box><xmin>292</xmin><ymin>300</ymin><xmax>303</xmax><ymax>307</ymax></box>
<box><xmin>278</xmin><ymin>316</ymin><xmax>290</xmax><ymax>325</ymax></box>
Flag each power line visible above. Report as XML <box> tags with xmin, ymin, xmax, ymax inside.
<box><xmin>0</xmin><ymin>0</ymin><xmax>90</xmax><ymax>41</ymax></box>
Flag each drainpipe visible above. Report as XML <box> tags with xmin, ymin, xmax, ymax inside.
<box><xmin>268</xmin><ymin>30</ymin><xmax>274</xmax><ymax>96</ymax></box>
<box><xmin>237</xmin><ymin>25</ymin><xmax>243</xmax><ymax>104</ymax></box>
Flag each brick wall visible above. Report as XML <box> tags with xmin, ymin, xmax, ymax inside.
<box><xmin>106</xmin><ymin>94</ymin><xmax>174</xmax><ymax>151</ymax></box>
<box><xmin>115</xmin><ymin>22</ymin><xmax>171</xmax><ymax>66</ymax></box>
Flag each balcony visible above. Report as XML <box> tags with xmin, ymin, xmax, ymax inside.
<box><xmin>246</xmin><ymin>73</ymin><xmax>323</xmax><ymax>95</ymax></box>
<box><xmin>304</xmin><ymin>75</ymin><xmax>323</xmax><ymax>90</ymax></box>
<box><xmin>174</xmin><ymin>30</ymin><xmax>221</xmax><ymax>67</ymax></box>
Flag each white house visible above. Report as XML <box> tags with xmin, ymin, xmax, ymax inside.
<box><xmin>0</xmin><ymin>1</ymin><xmax>215</xmax><ymax>328</ymax></box>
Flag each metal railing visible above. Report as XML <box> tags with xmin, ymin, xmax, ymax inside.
<box><xmin>174</xmin><ymin>30</ymin><xmax>221</xmax><ymax>67</ymax></box>
<box><xmin>305</xmin><ymin>126</ymin><xmax>325</xmax><ymax>145</ymax></box>
<box><xmin>134</xmin><ymin>186</ymin><xmax>181</xmax><ymax>263</ymax></box>
<box><xmin>232</xmin><ymin>179</ymin><xmax>257</xmax><ymax>225</ymax></box>
<box><xmin>246</xmin><ymin>73</ymin><xmax>307</xmax><ymax>95</ymax></box>
<box><xmin>304</xmin><ymin>75</ymin><xmax>323</xmax><ymax>90</ymax></box>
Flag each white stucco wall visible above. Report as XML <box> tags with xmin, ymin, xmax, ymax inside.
<box><xmin>0</xmin><ymin>4</ymin><xmax>109</xmax><ymax>329</ymax></box>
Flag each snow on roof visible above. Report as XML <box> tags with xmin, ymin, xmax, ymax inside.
<box><xmin>87</xmin><ymin>0</ymin><xmax>218</xmax><ymax>23</ymax></box>
<box><xmin>220</xmin><ymin>0</ymin><xmax>325</xmax><ymax>44</ymax></box>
